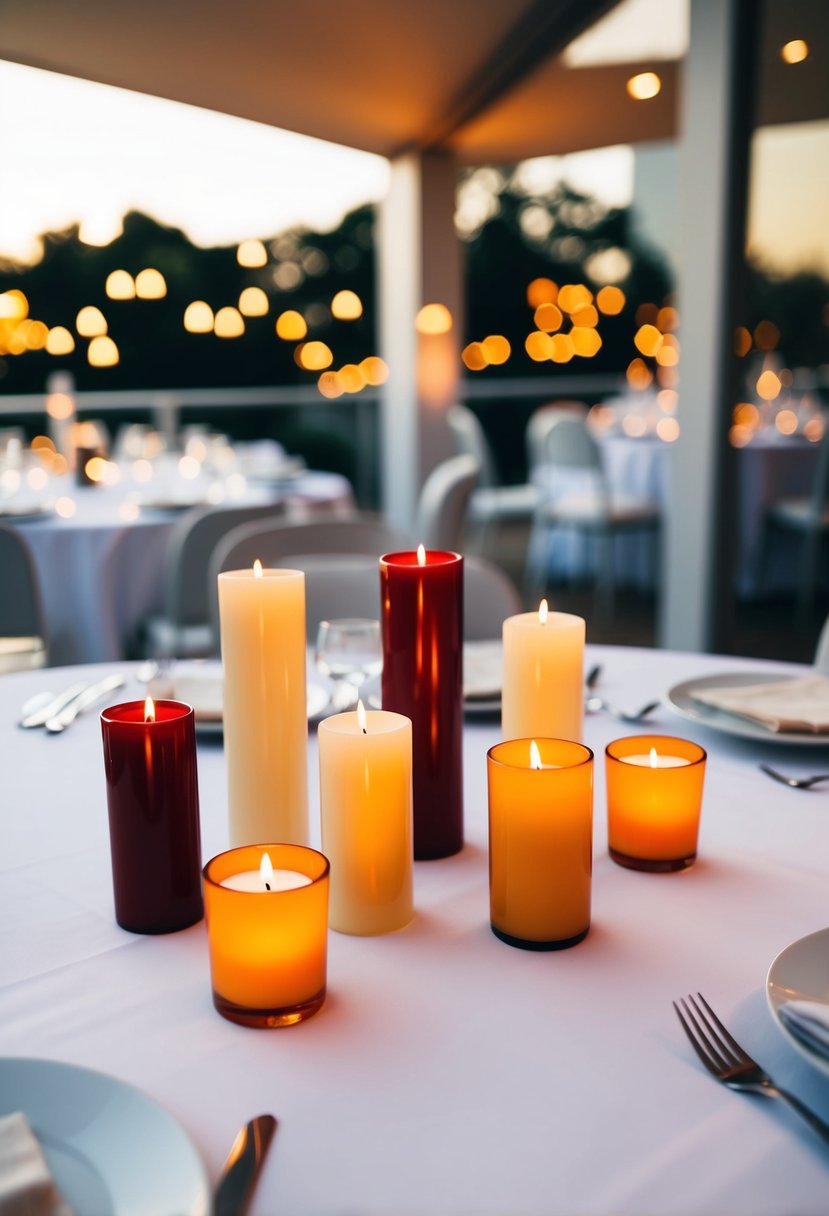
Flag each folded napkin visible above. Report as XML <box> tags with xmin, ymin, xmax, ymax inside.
<box><xmin>689</xmin><ymin>674</ymin><xmax>829</xmax><ymax>734</ymax></box>
<box><xmin>779</xmin><ymin>999</ymin><xmax>829</xmax><ymax>1060</ymax></box>
<box><xmin>0</xmin><ymin>1112</ymin><xmax>73</xmax><ymax>1216</ymax></box>
<box><xmin>463</xmin><ymin>642</ymin><xmax>503</xmax><ymax>701</ymax></box>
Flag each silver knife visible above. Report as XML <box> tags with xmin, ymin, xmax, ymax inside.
<box><xmin>45</xmin><ymin>674</ymin><xmax>125</xmax><ymax>733</ymax></box>
<box><xmin>214</xmin><ymin>1114</ymin><xmax>277</xmax><ymax>1216</ymax></box>
<box><xmin>19</xmin><ymin>681</ymin><xmax>90</xmax><ymax>728</ymax></box>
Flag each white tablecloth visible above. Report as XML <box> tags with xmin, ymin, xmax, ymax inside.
<box><xmin>10</xmin><ymin>471</ymin><xmax>353</xmax><ymax>665</ymax></box>
<box><xmin>2</xmin><ymin>646</ymin><xmax>829</xmax><ymax>1213</ymax></box>
<box><xmin>533</xmin><ymin>435</ymin><xmax>819</xmax><ymax>596</ymax></box>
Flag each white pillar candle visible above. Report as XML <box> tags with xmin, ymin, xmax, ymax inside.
<box><xmin>318</xmin><ymin>702</ymin><xmax>414</xmax><ymax>936</ymax></box>
<box><xmin>501</xmin><ymin>601</ymin><xmax>585</xmax><ymax>742</ymax></box>
<box><xmin>218</xmin><ymin>565</ymin><xmax>308</xmax><ymax>846</ymax></box>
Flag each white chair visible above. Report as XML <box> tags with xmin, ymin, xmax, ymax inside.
<box><xmin>464</xmin><ymin>556</ymin><xmax>521</xmax><ymax>639</ymax></box>
<box><xmin>0</xmin><ymin>524</ymin><xmax>48</xmax><ymax>671</ymax></box>
<box><xmin>761</xmin><ymin>418</ymin><xmax>829</xmax><ymax>623</ymax></box>
<box><xmin>525</xmin><ymin>401</ymin><xmax>589</xmax><ymax>481</ymax></box>
<box><xmin>414</xmin><ymin>454</ymin><xmax>480</xmax><ymax>551</ymax></box>
<box><xmin>525</xmin><ymin>412</ymin><xmax>661</xmax><ymax>618</ymax></box>
<box><xmin>139</xmin><ymin>501</ymin><xmax>286</xmax><ymax>657</ymax></box>
<box><xmin>447</xmin><ymin>404</ymin><xmax>538</xmax><ymax>551</ymax></box>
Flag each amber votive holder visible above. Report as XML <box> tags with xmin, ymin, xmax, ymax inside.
<box><xmin>101</xmin><ymin>699</ymin><xmax>203</xmax><ymax>934</ymax></box>
<box><xmin>203</xmin><ymin>844</ymin><xmax>330</xmax><ymax>1028</ymax></box>
<box><xmin>487</xmin><ymin>738</ymin><xmax>593</xmax><ymax>951</ymax></box>
<box><xmin>605</xmin><ymin>735</ymin><xmax>707</xmax><ymax>873</ymax></box>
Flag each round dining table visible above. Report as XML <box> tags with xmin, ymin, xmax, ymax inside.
<box><xmin>1</xmin><ymin>644</ymin><xmax>828</xmax><ymax>1215</ymax></box>
<box><xmin>7</xmin><ymin>469</ymin><xmax>353</xmax><ymax>666</ymax></box>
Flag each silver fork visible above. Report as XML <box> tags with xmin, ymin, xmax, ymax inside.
<box><xmin>673</xmin><ymin>992</ymin><xmax>829</xmax><ymax>1145</ymax></box>
<box><xmin>585</xmin><ymin>696</ymin><xmax>659</xmax><ymax>723</ymax></box>
<box><xmin>759</xmin><ymin>764</ymin><xmax>829</xmax><ymax>790</ymax></box>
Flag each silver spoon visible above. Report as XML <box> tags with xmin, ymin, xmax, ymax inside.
<box><xmin>585</xmin><ymin>663</ymin><xmax>602</xmax><ymax>689</ymax></box>
<box><xmin>214</xmin><ymin>1114</ymin><xmax>277</xmax><ymax>1216</ymax></box>
<box><xmin>759</xmin><ymin>764</ymin><xmax>829</xmax><ymax>790</ymax></box>
<box><xmin>585</xmin><ymin>696</ymin><xmax>660</xmax><ymax>724</ymax></box>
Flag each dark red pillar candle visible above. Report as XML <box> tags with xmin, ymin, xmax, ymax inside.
<box><xmin>380</xmin><ymin>549</ymin><xmax>463</xmax><ymax>859</ymax></box>
<box><xmin>101</xmin><ymin>699</ymin><xmax>203</xmax><ymax>934</ymax></box>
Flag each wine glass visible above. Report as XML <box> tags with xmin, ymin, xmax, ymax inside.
<box><xmin>315</xmin><ymin>618</ymin><xmax>382</xmax><ymax>710</ymax></box>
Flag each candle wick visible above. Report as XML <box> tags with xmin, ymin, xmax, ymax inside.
<box><xmin>265</xmin><ymin>882</ymin><xmax>271</xmax><ymax>891</ymax></box>
<box><xmin>362</xmin><ymin>726</ymin><xmax>367</xmax><ymax>735</ymax></box>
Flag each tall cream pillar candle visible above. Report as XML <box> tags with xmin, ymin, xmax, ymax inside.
<box><xmin>501</xmin><ymin>600</ymin><xmax>585</xmax><ymax>742</ymax></box>
<box><xmin>318</xmin><ymin>702</ymin><xmax>413</xmax><ymax>935</ymax></box>
<box><xmin>218</xmin><ymin>565</ymin><xmax>308</xmax><ymax>846</ymax></box>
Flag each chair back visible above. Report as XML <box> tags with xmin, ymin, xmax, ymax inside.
<box><xmin>164</xmin><ymin>502</ymin><xmax>286</xmax><ymax>625</ymax></box>
<box><xmin>414</xmin><ymin>455</ymin><xmax>480</xmax><ymax>551</ymax></box>
<box><xmin>526</xmin><ymin>401</ymin><xmax>588</xmax><ymax>476</ymax></box>
<box><xmin>0</xmin><ymin>524</ymin><xmax>47</xmax><ymax>654</ymax></box>
<box><xmin>463</xmin><ymin>556</ymin><xmax>521</xmax><ymax>640</ymax></box>
<box><xmin>447</xmin><ymin>405</ymin><xmax>496</xmax><ymax>488</ymax></box>
<box><xmin>274</xmin><ymin>554</ymin><xmax>381</xmax><ymax>640</ymax></box>
<box><xmin>542</xmin><ymin>413</ymin><xmax>603</xmax><ymax>473</ymax></box>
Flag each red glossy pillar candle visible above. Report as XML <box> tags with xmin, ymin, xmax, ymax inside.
<box><xmin>101</xmin><ymin>698</ymin><xmax>203</xmax><ymax>933</ymax></box>
<box><xmin>380</xmin><ymin>548</ymin><xmax>463</xmax><ymax>859</ymax></box>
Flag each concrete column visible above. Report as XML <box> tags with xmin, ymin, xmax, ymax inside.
<box><xmin>377</xmin><ymin>150</ymin><xmax>462</xmax><ymax>532</ymax></box>
<box><xmin>659</xmin><ymin>0</ymin><xmax>758</xmax><ymax>652</ymax></box>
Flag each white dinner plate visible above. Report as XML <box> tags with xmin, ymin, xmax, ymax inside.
<box><xmin>766</xmin><ymin>928</ymin><xmax>829</xmax><ymax>1077</ymax></box>
<box><xmin>0</xmin><ymin>1057</ymin><xmax>209</xmax><ymax>1215</ymax></box>
<box><xmin>150</xmin><ymin>664</ymin><xmax>331</xmax><ymax>732</ymax></box>
<box><xmin>0</xmin><ymin>501</ymin><xmax>53</xmax><ymax>520</ymax></box>
<box><xmin>665</xmin><ymin>671</ymin><xmax>829</xmax><ymax>747</ymax></box>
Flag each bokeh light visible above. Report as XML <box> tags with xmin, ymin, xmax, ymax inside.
<box><xmin>275</xmin><ymin>310</ymin><xmax>307</xmax><ymax>341</ymax></box>
<box><xmin>88</xmin><ymin>335</ymin><xmax>119</xmax><ymax>366</ymax></box>
<box><xmin>214</xmin><ymin>307</ymin><xmax>245</xmax><ymax>338</ymax></box>
<box><xmin>415</xmin><ymin>304</ymin><xmax>453</xmax><ymax>335</ymax></box>
<box><xmin>526</xmin><ymin>278</ymin><xmax>558</xmax><ymax>308</ymax></box>
<box><xmin>626</xmin><ymin>72</ymin><xmax>661</xmax><ymax>100</ymax></box>
<box><xmin>106</xmin><ymin>270</ymin><xmax>135</xmax><ymax>300</ymax></box>
<box><xmin>237</xmin><ymin>239</ymin><xmax>268</xmax><ymax>268</ymax></box>
<box><xmin>183</xmin><ymin>301</ymin><xmax>214</xmax><ymax>333</ymax></box>
<box><xmin>238</xmin><ymin>287</ymin><xmax>269</xmax><ymax>317</ymax></box>
<box><xmin>76</xmin><ymin>306</ymin><xmax>107</xmax><ymax>337</ymax></box>
<box><xmin>331</xmin><ymin>290</ymin><xmax>363</xmax><ymax>321</ymax></box>
<box><xmin>135</xmin><ymin>269</ymin><xmax>167</xmax><ymax>299</ymax></box>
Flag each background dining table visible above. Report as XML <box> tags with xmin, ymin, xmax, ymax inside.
<box><xmin>6</xmin><ymin>468</ymin><xmax>354</xmax><ymax>665</ymax></box>
<box><xmin>1</xmin><ymin>643</ymin><xmax>828</xmax><ymax>1215</ymax></box>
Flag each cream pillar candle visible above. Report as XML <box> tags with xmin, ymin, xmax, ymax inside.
<box><xmin>501</xmin><ymin>600</ymin><xmax>585</xmax><ymax>742</ymax></box>
<box><xmin>218</xmin><ymin>564</ymin><xmax>308</xmax><ymax>846</ymax></box>
<box><xmin>318</xmin><ymin>702</ymin><xmax>414</xmax><ymax>936</ymax></box>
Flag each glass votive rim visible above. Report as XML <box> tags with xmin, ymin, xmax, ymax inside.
<box><xmin>488</xmin><ymin>737</ymin><xmax>594</xmax><ymax>771</ymax></box>
<box><xmin>101</xmin><ymin>698</ymin><xmax>194</xmax><ymax>726</ymax></box>
<box><xmin>379</xmin><ymin>549</ymin><xmax>462</xmax><ymax>568</ymax></box>
<box><xmin>203</xmin><ymin>842</ymin><xmax>330</xmax><ymax>890</ymax></box>
<box><xmin>605</xmin><ymin>734</ymin><xmax>707</xmax><ymax>768</ymax></box>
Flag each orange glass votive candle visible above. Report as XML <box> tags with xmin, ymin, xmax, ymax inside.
<box><xmin>605</xmin><ymin>735</ymin><xmax>706</xmax><ymax>872</ymax></box>
<box><xmin>203</xmin><ymin>844</ymin><xmax>329</xmax><ymax>1027</ymax></box>
<box><xmin>487</xmin><ymin>739</ymin><xmax>593</xmax><ymax>951</ymax></box>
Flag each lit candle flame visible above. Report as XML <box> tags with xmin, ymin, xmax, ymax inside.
<box><xmin>649</xmin><ymin>747</ymin><xmax>659</xmax><ymax>768</ymax></box>
<box><xmin>260</xmin><ymin>851</ymin><xmax>274</xmax><ymax>891</ymax></box>
<box><xmin>357</xmin><ymin>698</ymin><xmax>368</xmax><ymax>734</ymax></box>
<box><xmin>538</xmin><ymin>599</ymin><xmax>548</xmax><ymax>625</ymax></box>
<box><xmin>144</xmin><ymin>696</ymin><xmax>156</xmax><ymax>723</ymax></box>
<box><xmin>253</xmin><ymin>558</ymin><xmax>263</xmax><ymax>578</ymax></box>
<box><xmin>530</xmin><ymin>740</ymin><xmax>543</xmax><ymax>770</ymax></box>
<box><xmin>417</xmin><ymin>544</ymin><xmax>426</xmax><ymax>567</ymax></box>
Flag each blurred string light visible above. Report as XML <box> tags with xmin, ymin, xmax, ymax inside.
<box><xmin>214</xmin><ymin>307</ymin><xmax>244</xmax><ymax>338</ymax></box>
<box><xmin>781</xmin><ymin>39</ymin><xmax>808</xmax><ymax>63</ymax></box>
<box><xmin>76</xmin><ymin>306</ymin><xmax>107</xmax><ymax>337</ymax></box>
<box><xmin>238</xmin><ymin>286</ymin><xmax>269</xmax><ymax>317</ymax></box>
<box><xmin>88</xmin><ymin>335</ymin><xmax>119</xmax><ymax>367</ymax></box>
<box><xmin>756</xmin><ymin>368</ymin><xmax>781</xmax><ymax>400</ymax></box>
<box><xmin>753</xmin><ymin>319</ymin><xmax>779</xmax><ymax>351</ymax></box>
<box><xmin>237</xmin><ymin>239</ymin><xmax>268</xmax><ymax>268</ymax></box>
<box><xmin>295</xmin><ymin>340</ymin><xmax>333</xmax><ymax>371</ymax></box>
<box><xmin>626</xmin><ymin>71</ymin><xmax>661</xmax><ymax>100</ymax></box>
<box><xmin>534</xmin><ymin>303</ymin><xmax>563</xmax><ymax>332</ymax></box>
<box><xmin>596</xmin><ymin>285</ymin><xmax>625</xmax><ymax>315</ymax></box>
<box><xmin>106</xmin><ymin>270</ymin><xmax>135</xmax><ymax>300</ymax></box>
<box><xmin>526</xmin><ymin>278</ymin><xmax>557</xmax><ymax>308</ymax></box>
<box><xmin>275</xmin><ymin>310</ymin><xmax>307</xmax><ymax>341</ymax></box>
<box><xmin>183</xmin><ymin>301</ymin><xmax>214</xmax><ymax>333</ymax></box>
<box><xmin>415</xmin><ymin>304</ymin><xmax>453</xmax><ymax>335</ymax></box>
<box><xmin>135</xmin><ymin>269</ymin><xmax>167</xmax><ymax>299</ymax></box>
<box><xmin>733</xmin><ymin>326</ymin><xmax>752</xmax><ymax>357</ymax></box>
<box><xmin>627</xmin><ymin>357</ymin><xmax>653</xmax><ymax>390</ymax></box>
<box><xmin>331</xmin><ymin>290</ymin><xmax>363</xmax><ymax>321</ymax></box>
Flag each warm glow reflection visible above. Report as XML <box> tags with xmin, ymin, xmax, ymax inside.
<box><xmin>45</xmin><ymin>326</ymin><xmax>75</xmax><ymax>355</ymax></box>
<box><xmin>417</xmin><ymin>544</ymin><xmax>426</xmax><ymax>567</ymax></box>
<box><xmin>596</xmin><ymin>285</ymin><xmax>625</xmax><ymax>315</ymax></box>
<box><xmin>482</xmin><ymin>335</ymin><xmax>510</xmax><ymax>365</ymax></box>
<box><xmin>527</xmin><ymin>278</ymin><xmax>557</xmax><ymax>308</ymax></box>
<box><xmin>534</xmin><ymin>303</ymin><xmax>563</xmax><ymax>333</ymax></box>
<box><xmin>781</xmin><ymin>39</ymin><xmax>808</xmax><ymax>64</ymax></box>
<box><xmin>0</xmin><ymin>290</ymin><xmax>28</xmax><ymax>321</ymax></box>
<box><xmin>729</xmin><ymin>424</ymin><xmax>752</xmax><ymax>448</ymax></box>
<box><xmin>55</xmin><ymin>496</ymin><xmax>76</xmax><ymax>518</ymax></box>
<box><xmin>317</xmin><ymin>371</ymin><xmax>344</xmax><ymax>399</ymax></box>
<box><xmin>557</xmin><ymin>284</ymin><xmax>592</xmax><ymax>314</ymax></box>
<box><xmin>656</xmin><ymin>417</ymin><xmax>680</xmax><ymax>442</ymax></box>
<box><xmin>298</xmin><ymin>340</ymin><xmax>333</xmax><ymax>370</ymax></box>
<box><xmin>331</xmin><ymin>290</ymin><xmax>363</xmax><ymax>321</ymax></box>
<box><xmin>275</xmin><ymin>310</ymin><xmax>307</xmax><ymax>341</ymax></box>
<box><xmin>462</xmin><ymin>342</ymin><xmax>487</xmax><ymax>371</ymax></box>
<box><xmin>775</xmin><ymin>408</ymin><xmax>798</xmax><ymax>436</ymax></box>
<box><xmin>627</xmin><ymin>72</ymin><xmax>661</xmax><ymax>100</ymax></box>
<box><xmin>756</xmin><ymin>369</ymin><xmax>781</xmax><ymax>401</ymax></box>
<box><xmin>530</xmin><ymin>740</ymin><xmax>543</xmax><ymax>770</ymax></box>
<box><xmin>571</xmin><ymin>327</ymin><xmax>602</xmax><ymax>357</ymax></box>
<box><xmin>622</xmin><ymin>414</ymin><xmax>648</xmax><ymax>438</ymax></box>
<box><xmin>360</xmin><ymin>355</ymin><xmax>388</xmax><ymax>385</ymax></box>
<box><xmin>237</xmin><ymin>239</ymin><xmax>268</xmax><ymax>268</ymax></box>
<box><xmin>657</xmin><ymin>389</ymin><xmax>678</xmax><ymax>413</ymax></box>
<box><xmin>76</xmin><ymin>306</ymin><xmax>107</xmax><ymax>337</ymax></box>
<box><xmin>754</xmin><ymin>320</ymin><xmax>780</xmax><ymax>351</ymax></box>
<box><xmin>415</xmin><ymin>303</ymin><xmax>453</xmax><ymax>335</ymax></box>
<box><xmin>46</xmin><ymin>391</ymin><xmax>74</xmax><ymax>420</ymax></box>
<box><xmin>144</xmin><ymin>696</ymin><xmax>156</xmax><ymax>723</ymax></box>
<box><xmin>88</xmin><ymin>335</ymin><xmax>119</xmax><ymax>367</ymax></box>
<box><xmin>538</xmin><ymin>599</ymin><xmax>548</xmax><ymax>625</ymax></box>
<box><xmin>238</xmin><ymin>287</ymin><xmax>269</xmax><ymax>317</ymax></box>
<box><xmin>804</xmin><ymin>417</ymin><xmax>824</xmax><ymax>443</ymax></box>
<box><xmin>135</xmin><ymin>269</ymin><xmax>167</xmax><ymax>299</ymax></box>
<box><xmin>657</xmin><ymin>306</ymin><xmax>679</xmax><ymax>332</ymax></box>
<box><xmin>214</xmin><ymin>307</ymin><xmax>245</xmax><ymax>338</ymax></box>
<box><xmin>634</xmin><ymin>324</ymin><xmax>663</xmax><ymax>357</ymax></box>
<box><xmin>184</xmin><ymin>301</ymin><xmax>214</xmax><ymax>333</ymax></box>
<box><xmin>626</xmin><ymin>358</ymin><xmax>653</xmax><ymax>390</ymax></box>
<box><xmin>733</xmin><ymin>326</ymin><xmax>752</xmax><ymax>357</ymax></box>
<box><xmin>253</xmin><ymin>559</ymin><xmax>263</xmax><ymax>578</ymax></box>
<box><xmin>338</xmin><ymin>363</ymin><xmax>366</xmax><ymax>393</ymax></box>
<box><xmin>106</xmin><ymin>270</ymin><xmax>135</xmax><ymax>300</ymax></box>
<box><xmin>525</xmin><ymin>331</ymin><xmax>553</xmax><ymax>361</ymax></box>
<box><xmin>550</xmin><ymin>333</ymin><xmax>574</xmax><ymax>363</ymax></box>
<box><xmin>733</xmin><ymin>402</ymin><xmax>760</xmax><ymax>427</ymax></box>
